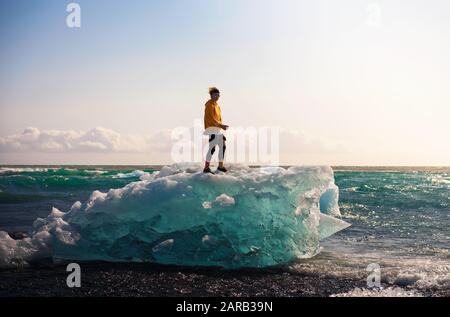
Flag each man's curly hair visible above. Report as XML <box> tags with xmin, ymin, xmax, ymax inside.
<box><xmin>208</xmin><ymin>87</ymin><xmax>220</xmax><ymax>95</ymax></box>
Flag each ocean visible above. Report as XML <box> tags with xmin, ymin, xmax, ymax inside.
<box><xmin>0</xmin><ymin>165</ymin><xmax>448</xmax><ymax>296</ymax></box>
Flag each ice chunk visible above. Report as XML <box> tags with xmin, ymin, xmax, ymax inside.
<box><xmin>0</xmin><ymin>164</ymin><xmax>350</xmax><ymax>268</ymax></box>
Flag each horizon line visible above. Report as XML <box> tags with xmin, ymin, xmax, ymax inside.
<box><xmin>1</xmin><ymin>164</ymin><xmax>450</xmax><ymax>172</ymax></box>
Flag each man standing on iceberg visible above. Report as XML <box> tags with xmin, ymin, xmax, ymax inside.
<box><xmin>203</xmin><ymin>87</ymin><xmax>229</xmax><ymax>174</ymax></box>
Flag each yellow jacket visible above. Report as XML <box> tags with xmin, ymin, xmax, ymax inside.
<box><xmin>204</xmin><ymin>100</ymin><xmax>222</xmax><ymax>129</ymax></box>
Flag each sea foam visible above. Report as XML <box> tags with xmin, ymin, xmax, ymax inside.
<box><xmin>0</xmin><ymin>164</ymin><xmax>350</xmax><ymax>268</ymax></box>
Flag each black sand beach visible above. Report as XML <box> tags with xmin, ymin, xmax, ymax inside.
<box><xmin>1</xmin><ymin>260</ymin><xmax>448</xmax><ymax>297</ymax></box>
<box><xmin>0</xmin><ymin>261</ymin><xmax>365</xmax><ymax>297</ymax></box>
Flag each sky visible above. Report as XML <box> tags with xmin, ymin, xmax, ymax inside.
<box><xmin>1</xmin><ymin>0</ymin><xmax>450</xmax><ymax>165</ymax></box>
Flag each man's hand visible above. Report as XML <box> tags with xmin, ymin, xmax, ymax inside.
<box><xmin>221</xmin><ymin>124</ymin><xmax>229</xmax><ymax>130</ymax></box>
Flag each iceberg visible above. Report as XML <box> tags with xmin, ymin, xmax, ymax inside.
<box><xmin>0</xmin><ymin>164</ymin><xmax>350</xmax><ymax>268</ymax></box>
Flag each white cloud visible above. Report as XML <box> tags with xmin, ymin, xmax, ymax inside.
<box><xmin>0</xmin><ymin>126</ymin><xmax>169</xmax><ymax>154</ymax></box>
<box><xmin>0</xmin><ymin>126</ymin><xmax>345</xmax><ymax>165</ymax></box>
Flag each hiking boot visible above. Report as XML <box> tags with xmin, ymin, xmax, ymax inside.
<box><xmin>203</xmin><ymin>167</ymin><xmax>214</xmax><ymax>174</ymax></box>
<box><xmin>217</xmin><ymin>166</ymin><xmax>228</xmax><ymax>173</ymax></box>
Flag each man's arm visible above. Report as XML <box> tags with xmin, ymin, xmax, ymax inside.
<box><xmin>206</xmin><ymin>105</ymin><xmax>228</xmax><ymax>129</ymax></box>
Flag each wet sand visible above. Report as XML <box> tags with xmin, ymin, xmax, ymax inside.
<box><xmin>0</xmin><ymin>261</ymin><xmax>365</xmax><ymax>297</ymax></box>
